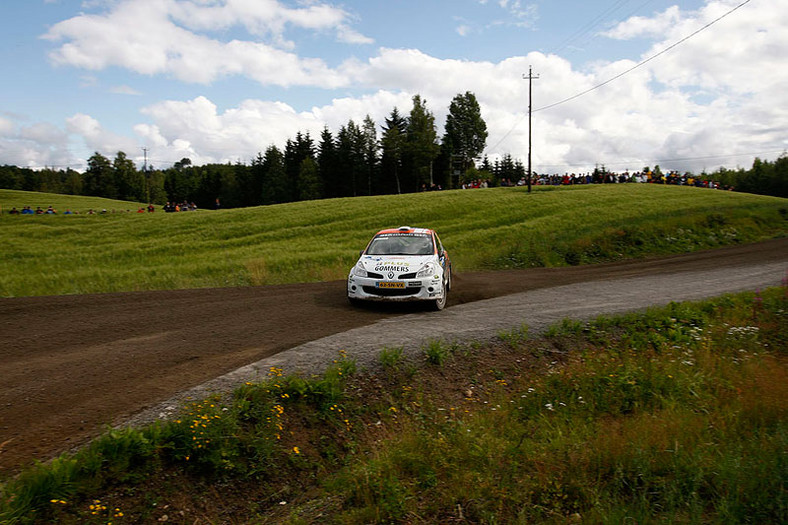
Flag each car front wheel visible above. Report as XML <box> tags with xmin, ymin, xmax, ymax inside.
<box><xmin>431</xmin><ymin>273</ymin><xmax>449</xmax><ymax>311</ymax></box>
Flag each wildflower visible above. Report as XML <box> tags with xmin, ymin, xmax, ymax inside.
<box><xmin>293</xmin><ymin>446</ymin><xmax>300</xmax><ymax>454</ymax></box>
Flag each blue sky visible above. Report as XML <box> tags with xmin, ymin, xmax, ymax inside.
<box><xmin>1</xmin><ymin>0</ymin><xmax>785</xmax><ymax>174</ymax></box>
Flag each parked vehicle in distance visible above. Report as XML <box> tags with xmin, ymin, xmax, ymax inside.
<box><xmin>347</xmin><ymin>226</ymin><xmax>452</xmax><ymax>310</ymax></box>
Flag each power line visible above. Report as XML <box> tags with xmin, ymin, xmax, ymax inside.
<box><xmin>549</xmin><ymin>0</ymin><xmax>635</xmax><ymax>56</ymax></box>
<box><xmin>534</xmin><ymin>0</ymin><xmax>753</xmax><ymax>113</ymax></box>
<box><xmin>487</xmin><ymin>0</ymin><xmax>754</xmax><ymax>153</ymax></box>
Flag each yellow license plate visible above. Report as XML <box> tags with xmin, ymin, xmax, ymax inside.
<box><xmin>377</xmin><ymin>281</ymin><xmax>405</xmax><ymax>289</ymax></box>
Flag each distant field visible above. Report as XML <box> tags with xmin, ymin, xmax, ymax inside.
<box><xmin>0</xmin><ymin>190</ymin><xmax>148</xmax><ymax>215</ymax></box>
<box><xmin>1</xmin><ymin>185</ymin><xmax>786</xmax><ymax>297</ymax></box>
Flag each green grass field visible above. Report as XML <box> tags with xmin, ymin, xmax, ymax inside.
<box><xmin>2</xmin><ymin>185</ymin><xmax>786</xmax><ymax>298</ymax></box>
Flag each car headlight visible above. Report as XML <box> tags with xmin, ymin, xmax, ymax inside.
<box><xmin>351</xmin><ymin>262</ymin><xmax>368</xmax><ymax>277</ymax></box>
<box><xmin>416</xmin><ymin>262</ymin><xmax>437</xmax><ymax>278</ymax></box>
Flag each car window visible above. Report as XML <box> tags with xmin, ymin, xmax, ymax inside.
<box><xmin>434</xmin><ymin>233</ymin><xmax>444</xmax><ymax>255</ymax></box>
<box><xmin>366</xmin><ymin>234</ymin><xmax>434</xmax><ymax>256</ymax></box>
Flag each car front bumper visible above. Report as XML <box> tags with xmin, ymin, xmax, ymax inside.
<box><xmin>347</xmin><ymin>274</ymin><xmax>445</xmax><ymax>303</ymax></box>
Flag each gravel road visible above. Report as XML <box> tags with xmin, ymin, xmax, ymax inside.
<box><xmin>1</xmin><ymin>238</ymin><xmax>786</xmax><ymax>476</ymax></box>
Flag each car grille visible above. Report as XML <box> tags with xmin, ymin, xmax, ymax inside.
<box><xmin>399</xmin><ymin>272</ymin><xmax>417</xmax><ymax>279</ymax></box>
<box><xmin>367</xmin><ymin>271</ymin><xmax>384</xmax><ymax>279</ymax></box>
<box><xmin>362</xmin><ymin>286</ymin><xmax>419</xmax><ymax>297</ymax></box>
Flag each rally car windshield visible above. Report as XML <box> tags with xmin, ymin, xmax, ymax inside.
<box><xmin>366</xmin><ymin>234</ymin><xmax>434</xmax><ymax>256</ymax></box>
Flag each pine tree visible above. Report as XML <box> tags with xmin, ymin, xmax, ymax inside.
<box><xmin>405</xmin><ymin>95</ymin><xmax>440</xmax><ymax>191</ymax></box>
<box><xmin>380</xmin><ymin>108</ymin><xmax>408</xmax><ymax>194</ymax></box>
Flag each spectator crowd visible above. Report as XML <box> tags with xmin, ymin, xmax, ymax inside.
<box><xmin>457</xmin><ymin>169</ymin><xmax>728</xmax><ymax>191</ymax></box>
<box><xmin>5</xmin><ymin>204</ymin><xmax>161</xmax><ymax>215</ymax></box>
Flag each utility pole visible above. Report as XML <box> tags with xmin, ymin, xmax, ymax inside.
<box><xmin>142</xmin><ymin>147</ymin><xmax>150</xmax><ymax>204</ymax></box>
<box><xmin>523</xmin><ymin>66</ymin><xmax>539</xmax><ymax>193</ymax></box>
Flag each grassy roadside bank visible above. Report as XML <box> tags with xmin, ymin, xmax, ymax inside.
<box><xmin>2</xmin><ymin>184</ymin><xmax>787</xmax><ymax>297</ymax></box>
<box><xmin>2</xmin><ymin>286</ymin><xmax>785</xmax><ymax>523</ymax></box>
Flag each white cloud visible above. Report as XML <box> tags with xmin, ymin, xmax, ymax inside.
<box><xmin>137</xmin><ymin>96</ymin><xmax>323</xmax><ymax>164</ymax></box>
<box><xmin>43</xmin><ymin>0</ymin><xmax>369</xmax><ymax>86</ymax></box>
<box><xmin>109</xmin><ymin>85</ymin><xmax>141</xmax><ymax>95</ymax></box>
<box><xmin>463</xmin><ymin>0</ymin><xmax>538</xmax><ymax>34</ymax></box>
<box><xmin>602</xmin><ymin>6</ymin><xmax>682</xmax><ymax>40</ymax></box>
<box><xmin>66</xmin><ymin>113</ymin><xmax>139</xmax><ymax>156</ymax></box>
<box><xmin>0</xmin><ymin>117</ymin><xmax>76</xmax><ymax>168</ymax></box>
<box><xmin>0</xmin><ymin>116</ymin><xmax>13</xmax><ymax>135</ymax></box>
<box><xmin>502</xmin><ymin>1</ymin><xmax>538</xmax><ymax>27</ymax></box>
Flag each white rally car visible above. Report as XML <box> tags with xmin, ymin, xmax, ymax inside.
<box><xmin>347</xmin><ymin>226</ymin><xmax>452</xmax><ymax>310</ymax></box>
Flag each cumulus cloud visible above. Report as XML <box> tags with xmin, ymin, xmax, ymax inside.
<box><xmin>43</xmin><ymin>0</ymin><xmax>368</xmax><ymax>87</ymax></box>
<box><xmin>0</xmin><ymin>116</ymin><xmax>76</xmax><ymax>168</ymax></box>
<box><xmin>67</xmin><ymin>113</ymin><xmax>139</xmax><ymax>156</ymax></box>
<box><xmin>136</xmin><ymin>96</ymin><xmax>323</xmax><ymax>164</ymax></box>
<box><xmin>602</xmin><ymin>5</ymin><xmax>682</xmax><ymax>40</ymax></box>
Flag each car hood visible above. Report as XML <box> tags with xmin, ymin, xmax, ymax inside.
<box><xmin>357</xmin><ymin>255</ymin><xmax>435</xmax><ymax>276</ymax></box>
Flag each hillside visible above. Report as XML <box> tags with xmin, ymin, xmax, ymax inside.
<box><xmin>2</xmin><ymin>184</ymin><xmax>786</xmax><ymax>298</ymax></box>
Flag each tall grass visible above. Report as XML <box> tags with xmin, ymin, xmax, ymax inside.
<box><xmin>2</xmin><ymin>185</ymin><xmax>786</xmax><ymax>297</ymax></box>
<box><xmin>325</xmin><ymin>289</ymin><xmax>787</xmax><ymax>524</ymax></box>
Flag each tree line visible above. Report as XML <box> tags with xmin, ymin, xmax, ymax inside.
<box><xmin>0</xmin><ymin>92</ymin><xmax>499</xmax><ymax>209</ymax></box>
<box><xmin>1</xmin><ymin>90</ymin><xmax>785</xmax><ymax>206</ymax></box>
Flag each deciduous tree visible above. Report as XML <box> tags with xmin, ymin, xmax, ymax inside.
<box><xmin>442</xmin><ymin>92</ymin><xmax>488</xmax><ymax>187</ymax></box>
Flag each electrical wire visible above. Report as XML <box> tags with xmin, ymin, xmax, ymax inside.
<box><xmin>549</xmin><ymin>0</ymin><xmax>636</xmax><ymax>56</ymax></box>
<box><xmin>534</xmin><ymin>0</ymin><xmax>753</xmax><ymax>113</ymax></box>
<box><xmin>487</xmin><ymin>0</ymin><xmax>754</xmax><ymax>153</ymax></box>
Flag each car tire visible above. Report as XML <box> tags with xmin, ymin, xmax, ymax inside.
<box><xmin>431</xmin><ymin>294</ymin><xmax>446</xmax><ymax>311</ymax></box>
<box><xmin>348</xmin><ymin>297</ymin><xmax>364</xmax><ymax>307</ymax></box>
<box><xmin>431</xmin><ymin>272</ymin><xmax>449</xmax><ymax>311</ymax></box>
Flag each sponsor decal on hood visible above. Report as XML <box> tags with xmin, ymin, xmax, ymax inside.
<box><xmin>361</xmin><ymin>256</ymin><xmax>431</xmax><ymax>273</ymax></box>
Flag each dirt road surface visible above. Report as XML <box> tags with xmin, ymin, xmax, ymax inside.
<box><xmin>1</xmin><ymin>238</ymin><xmax>787</xmax><ymax>477</ymax></box>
